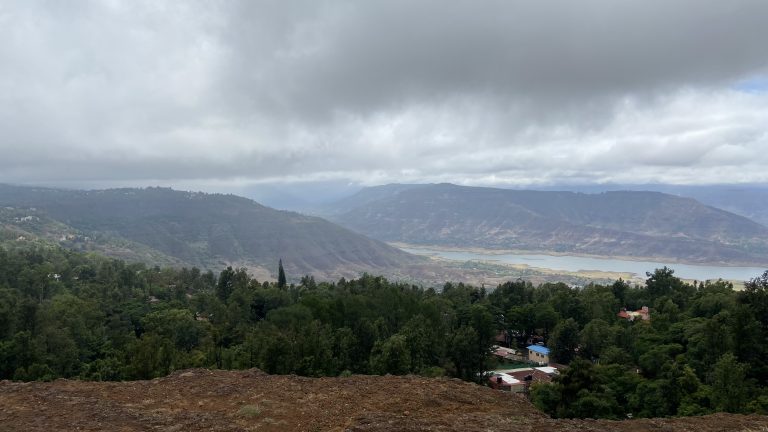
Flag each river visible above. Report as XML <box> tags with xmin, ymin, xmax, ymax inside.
<box><xmin>400</xmin><ymin>246</ymin><xmax>767</xmax><ymax>282</ymax></box>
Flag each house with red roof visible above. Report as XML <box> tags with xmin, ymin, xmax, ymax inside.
<box><xmin>618</xmin><ymin>306</ymin><xmax>650</xmax><ymax>321</ymax></box>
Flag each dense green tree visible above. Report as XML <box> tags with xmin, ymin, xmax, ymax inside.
<box><xmin>550</xmin><ymin>288</ymin><xmax>586</xmax><ymax>325</ymax></box>
<box><xmin>142</xmin><ymin>308</ymin><xmax>204</xmax><ymax>352</ymax></box>
<box><xmin>489</xmin><ymin>280</ymin><xmax>532</xmax><ymax>311</ymax></box>
<box><xmin>638</xmin><ymin>344</ymin><xmax>682</xmax><ymax>378</ymax></box>
<box><xmin>541</xmin><ymin>359</ymin><xmax>623</xmax><ymax>419</ymax></box>
<box><xmin>370</xmin><ymin>334</ymin><xmax>411</xmax><ymax>375</ymax></box>
<box><xmin>741</xmin><ymin>270</ymin><xmax>768</xmax><ymax>327</ymax></box>
<box><xmin>400</xmin><ymin>315</ymin><xmax>440</xmax><ymax>373</ymax></box>
<box><xmin>711</xmin><ymin>353</ymin><xmax>750</xmax><ymax>413</ymax></box>
<box><xmin>216</xmin><ymin>266</ymin><xmax>236</xmax><ymax>301</ymax></box>
<box><xmin>448</xmin><ymin>325</ymin><xmax>484</xmax><ymax>381</ymax></box>
<box><xmin>0</xmin><ymin>288</ymin><xmax>18</xmax><ymax>338</ymax></box>
<box><xmin>550</xmin><ymin>318</ymin><xmax>580</xmax><ymax>363</ymax></box>
<box><xmin>581</xmin><ymin>285</ymin><xmax>619</xmax><ymax>323</ymax></box>
<box><xmin>507</xmin><ymin>304</ymin><xmax>537</xmax><ymax>344</ymax></box>
<box><xmin>685</xmin><ymin>314</ymin><xmax>733</xmax><ymax>375</ymax></box>
<box><xmin>277</xmin><ymin>259</ymin><xmax>287</xmax><ymax>288</ymax></box>
<box><xmin>611</xmin><ymin>279</ymin><xmax>630</xmax><ymax>306</ymax></box>
<box><xmin>294</xmin><ymin>320</ymin><xmax>335</xmax><ymax>376</ymax></box>
<box><xmin>531</xmin><ymin>381</ymin><xmax>562</xmax><ymax>415</ymax></box>
<box><xmin>675</xmin><ymin>364</ymin><xmax>710</xmax><ymax>416</ymax></box>
<box><xmin>534</xmin><ymin>304</ymin><xmax>559</xmax><ymax>340</ymax></box>
<box><xmin>645</xmin><ymin>267</ymin><xmax>683</xmax><ymax>302</ymax></box>
<box><xmin>599</xmin><ymin>346</ymin><xmax>633</xmax><ymax>366</ymax></box>
<box><xmin>580</xmin><ymin>319</ymin><xmax>614</xmax><ymax>360</ymax></box>
<box><xmin>126</xmin><ymin>333</ymin><xmax>175</xmax><ymax>379</ymax></box>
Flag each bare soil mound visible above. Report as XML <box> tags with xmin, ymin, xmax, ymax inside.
<box><xmin>1</xmin><ymin>369</ymin><xmax>766</xmax><ymax>432</ymax></box>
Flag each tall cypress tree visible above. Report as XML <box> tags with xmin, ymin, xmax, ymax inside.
<box><xmin>277</xmin><ymin>259</ymin><xmax>287</xmax><ymax>288</ymax></box>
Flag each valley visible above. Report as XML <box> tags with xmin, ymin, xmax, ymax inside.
<box><xmin>4</xmin><ymin>182</ymin><xmax>767</xmax><ymax>288</ymax></box>
<box><xmin>397</xmin><ymin>243</ymin><xmax>766</xmax><ymax>284</ymax></box>
<box><xmin>324</xmin><ymin>183</ymin><xmax>768</xmax><ymax>268</ymax></box>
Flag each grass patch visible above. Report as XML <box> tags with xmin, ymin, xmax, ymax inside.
<box><xmin>237</xmin><ymin>405</ymin><xmax>262</xmax><ymax>418</ymax></box>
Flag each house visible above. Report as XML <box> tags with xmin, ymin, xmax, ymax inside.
<box><xmin>506</xmin><ymin>366</ymin><xmax>558</xmax><ymax>384</ymax></box>
<box><xmin>618</xmin><ymin>306</ymin><xmax>650</xmax><ymax>321</ymax></box>
<box><xmin>527</xmin><ymin>345</ymin><xmax>550</xmax><ymax>365</ymax></box>
<box><xmin>488</xmin><ymin>373</ymin><xmax>525</xmax><ymax>393</ymax></box>
<box><xmin>533</xmin><ymin>366</ymin><xmax>558</xmax><ymax>376</ymax></box>
<box><xmin>488</xmin><ymin>366</ymin><xmax>559</xmax><ymax>394</ymax></box>
<box><xmin>492</xmin><ymin>346</ymin><xmax>523</xmax><ymax>362</ymax></box>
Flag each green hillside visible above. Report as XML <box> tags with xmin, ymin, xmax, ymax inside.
<box><xmin>325</xmin><ymin>183</ymin><xmax>768</xmax><ymax>266</ymax></box>
<box><xmin>0</xmin><ymin>185</ymin><xmax>418</xmax><ymax>279</ymax></box>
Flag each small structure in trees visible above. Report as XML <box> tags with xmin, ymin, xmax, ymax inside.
<box><xmin>617</xmin><ymin>306</ymin><xmax>650</xmax><ymax>321</ymax></box>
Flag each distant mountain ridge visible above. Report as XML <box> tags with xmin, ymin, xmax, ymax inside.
<box><xmin>324</xmin><ymin>183</ymin><xmax>768</xmax><ymax>266</ymax></box>
<box><xmin>0</xmin><ymin>184</ymin><xmax>418</xmax><ymax>279</ymax></box>
<box><xmin>529</xmin><ymin>183</ymin><xmax>768</xmax><ymax>227</ymax></box>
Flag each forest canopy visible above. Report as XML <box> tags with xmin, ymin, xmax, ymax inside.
<box><xmin>1</xmin><ymin>243</ymin><xmax>768</xmax><ymax>419</ymax></box>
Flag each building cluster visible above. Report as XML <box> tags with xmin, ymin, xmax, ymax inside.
<box><xmin>489</xmin><ymin>343</ymin><xmax>558</xmax><ymax>393</ymax></box>
<box><xmin>488</xmin><ymin>306</ymin><xmax>654</xmax><ymax>393</ymax></box>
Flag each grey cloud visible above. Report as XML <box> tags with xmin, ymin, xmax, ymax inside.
<box><xmin>220</xmin><ymin>0</ymin><xmax>768</xmax><ymax>120</ymax></box>
<box><xmin>1</xmin><ymin>1</ymin><xmax>768</xmax><ymax>188</ymax></box>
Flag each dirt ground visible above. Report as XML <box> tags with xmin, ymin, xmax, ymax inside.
<box><xmin>1</xmin><ymin>369</ymin><xmax>767</xmax><ymax>432</ymax></box>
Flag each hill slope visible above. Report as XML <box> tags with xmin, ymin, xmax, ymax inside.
<box><xmin>325</xmin><ymin>183</ymin><xmax>768</xmax><ymax>266</ymax></box>
<box><xmin>1</xmin><ymin>369</ymin><xmax>766</xmax><ymax>432</ymax></box>
<box><xmin>646</xmin><ymin>184</ymin><xmax>768</xmax><ymax>227</ymax></box>
<box><xmin>541</xmin><ymin>183</ymin><xmax>768</xmax><ymax>227</ymax></box>
<box><xmin>0</xmin><ymin>184</ymin><xmax>417</xmax><ymax>279</ymax></box>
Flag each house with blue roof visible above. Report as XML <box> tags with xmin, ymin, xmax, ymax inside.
<box><xmin>527</xmin><ymin>344</ymin><xmax>550</xmax><ymax>365</ymax></box>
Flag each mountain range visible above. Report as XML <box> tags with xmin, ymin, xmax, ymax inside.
<box><xmin>322</xmin><ymin>183</ymin><xmax>768</xmax><ymax>266</ymax></box>
<box><xmin>0</xmin><ymin>184</ymin><xmax>417</xmax><ymax>280</ymax></box>
<box><xmin>3</xmin><ymin>182</ymin><xmax>767</xmax><ymax>282</ymax></box>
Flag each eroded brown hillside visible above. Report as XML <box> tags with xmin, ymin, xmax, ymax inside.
<box><xmin>1</xmin><ymin>369</ymin><xmax>767</xmax><ymax>432</ymax></box>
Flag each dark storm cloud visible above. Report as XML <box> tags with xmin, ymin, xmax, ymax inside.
<box><xmin>220</xmin><ymin>0</ymin><xmax>768</xmax><ymax>119</ymax></box>
<box><xmin>1</xmin><ymin>0</ymin><xmax>768</xmax><ymax>187</ymax></box>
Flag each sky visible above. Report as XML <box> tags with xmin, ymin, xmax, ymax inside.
<box><xmin>2</xmin><ymin>0</ymin><xmax>768</xmax><ymax>195</ymax></box>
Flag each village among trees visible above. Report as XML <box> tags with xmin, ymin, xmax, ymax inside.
<box><xmin>1</xmin><ymin>243</ymin><xmax>768</xmax><ymax>419</ymax></box>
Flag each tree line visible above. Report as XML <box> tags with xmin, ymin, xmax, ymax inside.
<box><xmin>0</xmin><ymin>244</ymin><xmax>494</xmax><ymax>382</ymax></box>
<box><xmin>2</xmin><ymin>243</ymin><xmax>768</xmax><ymax>419</ymax></box>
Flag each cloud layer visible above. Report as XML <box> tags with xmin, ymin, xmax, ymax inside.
<box><xmin>1</xmin><ymin>0</ymin><xmax>768</xmax><ymax>188</ymax></box>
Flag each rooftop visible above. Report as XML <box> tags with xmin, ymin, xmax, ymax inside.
<box><xmin>490</xmin><ymin>373</ymin><xmax>522</xmax><ymax>385</ymax></box>
<box><xmin>527</xmin><ymin>345</ymin><xmax>550</xmax><ymax>355</ymax></box>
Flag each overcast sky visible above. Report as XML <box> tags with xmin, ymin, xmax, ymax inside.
<box><xmin>2</xmin><ymin>0</ymin><xmax>768</xmax><ymax>192</ymax></box>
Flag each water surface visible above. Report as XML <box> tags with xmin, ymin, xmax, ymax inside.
<box><xmin>401</xmin><ymin>247</ymin><xmax>767</xmax><ymax>282</ymax></box>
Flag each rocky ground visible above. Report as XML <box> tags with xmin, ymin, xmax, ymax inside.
<box><xmin>1</xmin><ymin>369</ymin><xmax>767</xmax><ymax>432</ymax></box>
